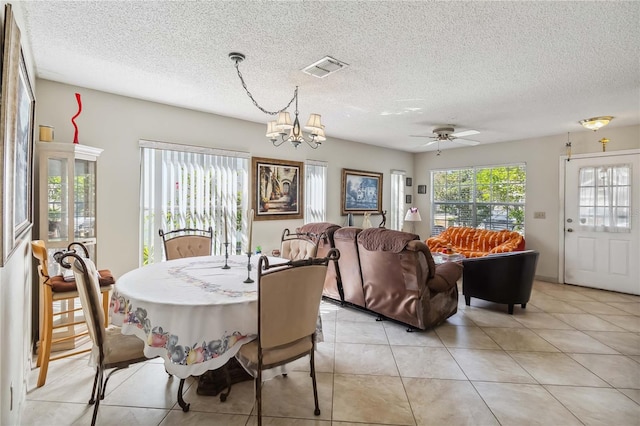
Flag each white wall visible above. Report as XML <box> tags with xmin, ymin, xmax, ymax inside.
<box><xmin>0</xmin><ymin>2</ymin><xmax>36</xmax><ymax>424</ymax></box>
<box><xmin>34</xmin><ymin>79</ymin><xmax>414</xmax><ymax>277</ymax></box>
<box><xmin>413</xmin><ymin>125</ymin><xmax>640</xmax><ymax>281</ymax></box>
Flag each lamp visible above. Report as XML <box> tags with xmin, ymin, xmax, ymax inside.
<box><xmin>579</xmin><ymin>116</ymin><xmax>613</xmax><ymax>131</ymax></box>
<box><xmin>229</xmin><ymin>52</ymin><xmax>325</xmax><ymax>149</ymax></box>
<box><xmin>404</xmin><ymin>207</ymin><xmax>422</xmax><ymax>234</ymax></box>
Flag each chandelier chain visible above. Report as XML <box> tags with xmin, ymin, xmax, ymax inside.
<box><xmin>234</xmin><ymin>61</ymin><xmax>297</xmax><ymax>116</ymax></box>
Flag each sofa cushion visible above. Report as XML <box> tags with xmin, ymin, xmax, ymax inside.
<box><xmin>357</xmin><ymin>228</ymin><xmax>419</xmax><ymax>253</ymax></box>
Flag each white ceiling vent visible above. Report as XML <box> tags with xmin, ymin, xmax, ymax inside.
<box><xmin>302</xmin><ymin>56</ymin><xmax>348</xmax><ymax>78</ymax></box>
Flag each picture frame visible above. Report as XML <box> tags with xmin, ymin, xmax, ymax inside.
<box><xmin>252</xmin><ymin>157</ymin><xmax>304</xmax><ymax>221</ymax></box>
<box><xmin>417</xmin><ymin>184</ymin><xmax>427</xmax><ymax>194</ymax></box>
<box><xmin>0</xmin><ymin>4</ymin><xmax>33</xmax><ymax>266</ymax></box>
<box><xmin>405</xmin><ymin>177</ymin><xmax>412</xmax><ymax>187</ymax></box>
<box><xmin>341</xmin><ymin>168</ymin><xmax>383</xmax><ymax>215</ymax></box>
<box><xmin>406</xmin><ymin>195</ymin><xmax>412</xmax><ymax>204</ymax></box>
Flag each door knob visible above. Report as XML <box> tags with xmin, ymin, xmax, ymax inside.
<box><xmin>567</xmin><ymin>228</ymin><xmax>573</xmax><ymax>232</ymax></box>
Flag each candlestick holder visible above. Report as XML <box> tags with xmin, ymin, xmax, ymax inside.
<box><xmin>243</xmin><ymin>252</ymin><xmax>254</xmax><ymax>283</ymax></box>
<box><xmin>222</xmin><ymin>242</ymin><xmax>230</xmax><ymax>269</ymax></box>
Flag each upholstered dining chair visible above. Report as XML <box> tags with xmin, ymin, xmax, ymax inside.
<box><xmin>159</xmin><ymin>227</ymin><xmax>213</xmax><ymax>260</ymax></box>
<box><xmin>31</xmin><ymin>240</ymin><xmax>115</xmax><ymax>388</ymax></box>
<box><xmin>279</xmin><ymin>228</ymin><xmax>319</xmax><ymax>261</ymax></box>
<box><xmin>236</xmin><ymin>249</ymin><xmax>339</xmax><ymax>426</ymax></box>
<box><xmin>55</xmin><ymin>250</ymin><xmax>147</xmax><ymax>426</ymax></box>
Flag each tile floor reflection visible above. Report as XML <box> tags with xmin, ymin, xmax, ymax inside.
<box><xmin>22</xmin><ymin>280</ymin><xmax>640</xmax><ymax>425</ymax></box>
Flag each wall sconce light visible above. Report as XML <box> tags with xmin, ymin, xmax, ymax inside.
<box><xmin>599</xmin><ymin>137</ymin><xmax>610</xmax><ymax>152</ymax></box>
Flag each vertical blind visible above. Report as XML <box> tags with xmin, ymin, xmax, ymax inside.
<box><xmin>305</xmin><ymin>160</ymin><xmax>327</xmax><ymax>223</ymax></box>
<box><xmin>139</xmin><ymin>140</ymin><xmax>249</xmax><ymax>264</ymax></box>
<box><xmin>390</xmin><ymin>170</ymin><xmax>406</xmax><ymax>231</ymax></box>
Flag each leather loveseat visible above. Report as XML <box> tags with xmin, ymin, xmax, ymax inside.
<box><xmin>307</xmin><ymin>226</ymin><xmax>462</xmax><ymax>330</ymax></box>
<box><xmin>427</xmin><ymin>226</ymin><xmax>525</xmax><ymax>258</ymax></box>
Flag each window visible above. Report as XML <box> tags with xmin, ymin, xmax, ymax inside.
<box><xmin>305</xmin><ymin>160</ymin><xmax>327</xmax><ymax>223</ymax></box>
<box><xmin>390</xmin><ymin>170</ymin><xmax>406</xmax><ymax>231</ymax></box>
<box><xmin>140</xmin><ymin>140</ymin><xmax>250</xmax><ymax>264</ymax></box>
<box><xmin>578</xmin><ymin>164</ymin><xmax>631</xmax><ymax>232</ymax></box>
<box><xmin>431</xmin><ymin>164</ymin><xmax>526</xmax><ymax>236</ymax></box>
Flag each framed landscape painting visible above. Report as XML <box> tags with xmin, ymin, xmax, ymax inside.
<box><xmin>341</xmin><ymin>168</ymin><xmax>383</xmax><ymax>215</ymax></box>
<box><xmin>252</xmin><ymin>157</ymin><xmax>304</xmax><ymax>221</ymax></box>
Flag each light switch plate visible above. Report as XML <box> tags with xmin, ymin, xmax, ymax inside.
<box><xmin>534</xmin><ymin>211</ymin><xmax>546</xmax><ymax>219</ymax></box>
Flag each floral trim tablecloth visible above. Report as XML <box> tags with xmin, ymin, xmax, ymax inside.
<box><xmin>111</xmin><ymin>255</ymin><xmax>274</xmax><ymax>379</ymax></box>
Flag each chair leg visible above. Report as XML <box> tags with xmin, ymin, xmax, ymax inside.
<box><xmin>37</xmin><ymin>289</ymin><xmax>55</xmax><ymax>387</ymax></box>
<box><xmin>521</xmin><ymin>303</ymin><xmax>527</xmax><ymax>309</ymax></box>
<box><xmin>256</xmin><ymin>367</ymin><xmax>263</xmax><ymax>426</ymax></box>
<box><xmin>508</xmin><ymin>304</ymin><xmax>514</xmax><ymax>315</ymax></box>
<box><xmin>310</xmin><ymin>349</ymin><xmax>320</xmax><ymax>416</ymax></box>
<box><xmin>101</xmin><ymin>289</ymin><xmax>110</xmax><ymax>328</ymax></box>
<box><xmin>464</xmin><ymin>295</ymin><xmax>471</xmax><ymax>306</ymax></box>
<box><xmin>90</xmin><ymin>366</ymin><xmax>104</xmax><ymax>426</ymax></box>
<box><xmin>89</xmin><ymin>367</ymin><xmax>100</xmax><ymax>405</ymax></box>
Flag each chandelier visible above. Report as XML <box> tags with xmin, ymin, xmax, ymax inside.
<box><xmin>229</xmin><ymin>52</ymin><xmax>325</xmax><ymax>149</ymax></box>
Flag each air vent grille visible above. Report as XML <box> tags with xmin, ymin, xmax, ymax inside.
<box><xmin>302</xmin><ymin>56</ymin><xmax>348</xmax><ymax>78</ymax></box>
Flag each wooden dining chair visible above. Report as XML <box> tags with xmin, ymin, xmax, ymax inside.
<box><xmin>55</xmin><ymin>251</ymin><xmax>147</xmax><ymax>426</ymax></box>
<box><xmin>279</xmin><ymin>228</ymin><xmax>319</xmax><ymax>260</ymax></box>
<box><xmin>236</xmin><ymin>249</ymin><xmax>339</xmax><ymax>426</ymax></box>
<box><xmin>31</xmin><ymin>240</ymin><xmax>114</xmax><ymax>388</ymax></box>
<box><xmin>159</xmin><ymin>227</ymin><xmax>213</xmax><ymax>260</ymax></box>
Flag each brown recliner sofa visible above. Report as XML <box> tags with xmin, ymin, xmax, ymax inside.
<box><xmin>297</xmin><ymin>222</ymin><xmax>342</xmax><ymax>300</ymax></box>
<box><xmin>326</xmin><ymin>226</ymin><xmax>463</xmax><ymax>330</ymax></box>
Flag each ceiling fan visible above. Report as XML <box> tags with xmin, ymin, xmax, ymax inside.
<box><xmin>410</xmin><ymin>127</ymin><xmax>480</xmax><ymax>147</ymax></box>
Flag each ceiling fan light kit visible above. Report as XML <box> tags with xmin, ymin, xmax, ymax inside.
<box><xmin>229</xmin><ymin>52</ymin><xmax>325</xmax><ymax>149</ymax></box>
<box><xmin>579</xmin><ymin>116</ymin><xmax>613</xmax><ymax>131</ymax></box>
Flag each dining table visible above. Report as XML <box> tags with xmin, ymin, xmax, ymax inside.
<box><xmin>110</xmin><ymin>254</ymin><xmax>287</xmax><ymax>411</ymax></box>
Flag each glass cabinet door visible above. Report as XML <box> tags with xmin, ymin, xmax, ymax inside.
<box><xmin>74</xmin><ymin>158</ymin><xmax>96</xmax><ymax>240</ymax></box>
<box><xmin>46</xmin><ymin>156</ymin><xmax>70</xmax><ymax>243</ymax></box>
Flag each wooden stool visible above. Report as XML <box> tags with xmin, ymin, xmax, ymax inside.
<box><xmin>31</xmin><ymin>240</ymin><xmax>114</xmax><ymax>387</ymax></box>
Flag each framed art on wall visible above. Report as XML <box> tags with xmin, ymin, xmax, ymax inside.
<box><xmin>406</xmin><ymin>177</ymin><xmax>412</xmax><ymax>187</ymax></box>
<box><xmin>406</xmin><ymin>195</ymin><xmax>412</xmax><ymax>204</ymax></box>
<box><xmin>252</xmin><ymin>157</ymin><xmax>304</xmax><ymax>221</ymax></box>
<box><xmin>417</xmin><ymin>185</ymin><xmax>427</xmax><ymax>194</ymax></box>
<box><xmin>0</xmin><ymin>4</ymin><xmax>32</xmax><ymax>266</ymax></box>
<box><xmin>341</xmin><ymin>168</ymin><xmax>383</xmax><ymax>215</ymax></box>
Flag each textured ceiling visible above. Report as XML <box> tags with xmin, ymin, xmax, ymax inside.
<box><xmin>17</xmin><ymin>1</ymin><xmax>640</xmax><ymax>152</ymax></box>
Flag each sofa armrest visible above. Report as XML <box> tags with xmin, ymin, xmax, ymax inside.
<box><xmin>488</xmin><ymin>235</ymin><xmax>525</xmax><ymax>254</ymax></box>
<box><xmin>427</xmin><ymin>261</ymin><xmax>463</xmax><ymax>292</ymax></box>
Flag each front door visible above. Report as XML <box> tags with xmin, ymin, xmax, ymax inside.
<box><xmin>564</xmin><ymin>151</ymin><xmax>640</xmax><ymax>295</ymax></box>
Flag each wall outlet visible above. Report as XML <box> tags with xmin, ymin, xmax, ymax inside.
<box><xmin>533</xmin><ymin>211</ymin><xmax>546</xmax><ymax>219</ymax></box>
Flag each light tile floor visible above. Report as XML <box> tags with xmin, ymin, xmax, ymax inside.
<box><xmin>22</xmin><ymin>280</ymin><xmax>640</xmax><ymax>425</ymax></box>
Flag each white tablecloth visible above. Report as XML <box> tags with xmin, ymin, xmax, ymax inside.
<box><xmin>111</xmin><ymin>255</ymin><xmax>282</xmax><ymax>379</ymax></box>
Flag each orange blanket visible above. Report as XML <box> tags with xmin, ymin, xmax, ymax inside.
<box><xmin>426</xmin><ymin>227</ymin><xmax>525</xmax><ymax>258</ymax></box>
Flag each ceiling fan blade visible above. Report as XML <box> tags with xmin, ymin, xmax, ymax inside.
<box><xmin>453</xmin><ymin>138</ymin><xmax>480</xmax><ymax>146</ymax></box>
<box><xmin>409</xmin><ymin>135</ymin><xmax>435</xmax><ymax>138</ymax></box>
<box><xmin>451</xmin><ymin>130</ymin><xmax>479</xmax><ymax>138</ymax></box>
<box><xmin>422</xmin><ymin>140</ymin><xmax>438</xmax><ymax>147</ymax></box>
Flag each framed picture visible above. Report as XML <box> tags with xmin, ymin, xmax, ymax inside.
<box><xmin>252</xmin><ymin>157</ymin><xmax>304</xmax><ymax>221</ymax></box>
<box><xmin>0</xmin><ymin>4</ymin><xmax>32</xmax><ymax>266</ymax></box>
<box><xmin>341</xmin><ymin>168</ymin><xmax>383</xmax><ymax>215</ymax></box>
<box><xmin>405</xmin><ymin>177</ymin><xmax>412</xmax><ymax>187</ymax></box>
<box><xmin>417</xmin><ymin>185</ymin><xmax>427</xmax><ymax>194</ymax></box>
<box><xmin>406</xmin><ymin>195</ymin><xmax>412</xmax><ymax>204</ymax></box>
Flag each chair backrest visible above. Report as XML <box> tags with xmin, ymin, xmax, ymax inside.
<box><xmin>54</xmin><ymin>251</ymin><xmax>106</xmax><ymax>363</ymax></box>
<box><xmin>257</xmin><ymin>251</ymin><xmax>337</xmax><ymax>350</ymax></box>
<box><xmin>159</xmin><ymin>227</ymin><xmax>213</xmax><ymax>260</ymax></box>
<box><xmin>31</xmin><ymin>240</ymin><xmax>50</xmax><ymax>278</ymax></box>
<box><xmin>280</xmin><ymin>228</ymin><xmax>319</xmax><ymax>261</ymax></box>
